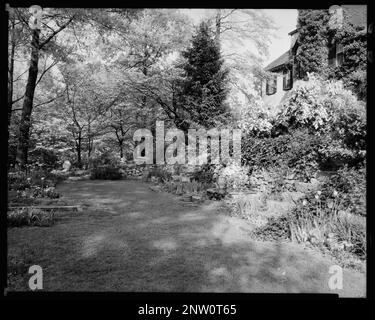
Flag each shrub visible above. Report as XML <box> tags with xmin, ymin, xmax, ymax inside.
<box><xmin>252</xmin><ymin>215</ymin><xmax>290</xmax><ymax>242</ymax></box>
<box><xmin>321</xmin><ymin>166</ymin><xmax>366</xmax><ymax>216</ymax></box>
<box><xmin>214</xmin><ymin>160</ymin><xmax>250</xmax><ymax>191</ymax></box>
<box><xmin>89</xmin><ymin>150</ymin><xmax>120</xmax><ymax>169</ymax></box>
<box><xmin>163</xmin><ymin>179</ymin><xmax>207</xmax><ymax>195</ymax></box>
<box><xmin>90</xmin><ymin>166</ymin><xmax>122</xmax><ymax>180</ymax></box>
<box><xmin>274</xmin><ymin>74</ymin><xmax>366</xmax><ymax>170</ymax></box>
<box><xmin>147</xmin><ymin>166</ymin><xmax>172</xmax><ymax>182</ymax></box>
<box><xmin>8</xmin><ymin>170</ymin><xmax>65</xmax><ymax>191</ymax></box>
<box><xmin>8</xmin><ymin>208</ymin><xmax>55</xmax><ymax>227</ymax></box>
<box><xmin>191</xmin><ymin>164</ymin><xmax>216</xmax><ymax>186</ymax></box>
<box><xmin>28</xmin><ymin>145</ymin><xmax>59</xmax><ymax>170</ymax></box>
<box><xmin>242</xmin><ymin>129</ymin><xmax>322</xmax><ymax>180</ymax></box>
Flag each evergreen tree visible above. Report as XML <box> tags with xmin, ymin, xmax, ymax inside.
<box><xmin>178</xmin><ymin>22</ymin><xmax>229</xmax><ymax>130</ymax></box>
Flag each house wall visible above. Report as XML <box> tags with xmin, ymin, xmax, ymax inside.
<box><xmin>261</xmin><ymin>73</ymin><xmax>290</xmax><ymax>114</ymax></box>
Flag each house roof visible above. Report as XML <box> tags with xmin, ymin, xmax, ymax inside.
<box><xmin>265</xmin><ymin>51</ymin><xmax>291</xmax><ymax>72</ymax></box>
<box><xmin>288</xmin><ymin>28</ymin><xmax>298</xmax><ymax>36</ymax></box>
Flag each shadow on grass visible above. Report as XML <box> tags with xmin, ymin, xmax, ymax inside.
<box><xmin>7</xmin><ymin>180</ymin><xmax>365</xmax><ymax>296</ymax></box>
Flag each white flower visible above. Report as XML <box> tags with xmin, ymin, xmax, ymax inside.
<box><xmin>41</xmin><ymin>177</ymin><xmax>45</xmax><ymax>181</ymax></box>
<box><xmin>315</xmin><ymin>194</ymin><xmax>320</xmax><ymax>200</ymax></box>
<box><xmin>317</xmin><ymin>191</ymin><xmax>322</xmax><ymax>196</ymax></box>
<box><xmin>333</xmin><ymin>190</ymin><xmax>338</xmax><ymax>197</ymax></box>
<box><xmin>302</xmin><ymin>200</ymin><xmax>307</xmax><ymax>206</ymax></box>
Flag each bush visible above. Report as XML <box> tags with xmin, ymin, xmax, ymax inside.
<box><xmin>252</xmin><ymin>215</ymin><xmax>290</xmax><ymax>242</ymax></box>
<box><xmin>322</xmin><ymin>166</ymin><xmax>366</xmax><ymax>216</ymax></box>
<box><xmin>8</xmin><ymin>208</ymin><xmax>55</xmax><ymax>227</ymax></box>
<box><xmin>90</xmin><ymin>166</ymin><xmax>122</xmax><ymax>180</ymax></box>
<box><xmin>276</xmin><ymin>74</ymin><xmax>364</xmax><ymax>133</ymax></box>
<box><xmin>89</xmin><ymin>150</ymin><xmax>120</xmax><ymax>169</ymax></box>
<box><xmin>28</xmin><ymin>146</ymin><xmax>59</xmax><ymax>170</ymax></box>
<box><xmin>285</xmin><ymin>191</ymin><xmax>366</xmax><ymax>259</ymax></box>
<box><xmin>191</xmin><ymin>164</ymin><xmax>216</xmax><ymax>186</ymax></box>
<box><xmin>8</xmin><ymin>170</ymin><xmax>65</xmax><ymax>191</ymax></box>
<box><xmin>242</xmin><ymin>129</ymin><xmax>322</xmax><ymax>180</ymax></box>
<box><xmin>274</xmin><ymin>73</ymin><xmax>366</xmax><ymax>170</ymax></box>
<box><xmin>147</xmin><ymin>166</ymin><xmax>172</xmax><ymax>182</ymax></box>
<box><xmin>214</xmin><ymin>160</ymin><xmax>250</xmax><ymax>191</ymax></box>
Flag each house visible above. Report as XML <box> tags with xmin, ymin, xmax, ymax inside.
<box><xmin>261</xmin><ymin>5</ymin><xmax>367</xmax><ymax>110</ymax></box>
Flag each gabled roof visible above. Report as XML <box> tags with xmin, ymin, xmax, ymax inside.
<box><xmin>265</xmin><ymin>51</ymin><xmax>291</xmax><ymax>72</ymax></box>
<box><xmin>288</xmin><ymin>28</ymin><xmax>298</xmax><ymax>36</ymax></box>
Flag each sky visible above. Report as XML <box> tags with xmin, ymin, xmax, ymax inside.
<box><xmin>182</xmin><ymin>9</ymin><xmax>298</xmax><ymax>67</ymax></box>
<box><xmin>262</xmin><ymin>9</ymin><xmax>298</xmax><ymax>66</ymax></box>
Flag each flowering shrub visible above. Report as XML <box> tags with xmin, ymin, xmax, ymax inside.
<box><xmin>242</xmin><ymin>129</ymin><xmax>322</xmax><ymax>180</ymax></box>
<box><xmin>227</xmin><ymin>71</ymin><xmax>273</xmax><ymax>136</ymax></box>
<box><xmin>214</xmin><ymin>160</ymin><xmax>250</xmax><ymax>191</ymax></box>
<box><xmin>276</xmin><ymin>73</ymin><xmax>365</xmax><ymax>135</ymax></box>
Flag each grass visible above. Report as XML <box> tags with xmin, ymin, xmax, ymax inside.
<box><xmin>6</xmin><ymin>180</ymin><xmax>366</xmax><ymax>295</ymax></box>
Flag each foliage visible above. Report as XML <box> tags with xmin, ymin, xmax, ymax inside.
<box><xmin>295</xmin><ymin>9</ymin><xmax>330</xmax><ymax>77</ymax></box>
<box><xmin>28</xmin><ymin>145</ymin><xmax>59</xmax><ymax>170</ymax></box>
<box><xmin>286</xmin><ymin>190</ymin><xmax>365</xmax><ymax>259</ymax></box>
<box><xmin>295</xmin><ymin>8</ymin><xmax>367</xmax><ymax>100</ymax></box>
<box><xmin>89</xmin><ymin>149</ymin><xmax>121</xmax><ymax>169</ymax></box>
<box><xmin>275</xmin><ymin>74</ymin><xmax>366</xmax><ymax>169</ymax></box>
<box><xmin>242</xmin><ymin>129</ymin><xmax>322</xmax><ymax>180</ymax></box>
<box><xmin>90</xmin><ymin>166</ymin><xmax>123</xmax><ymax>180</ymax></box>
<box><xmin>147</xmin><ymin>166</ymin><xmax>172</xmax><ymax>183</ymax></box>
<box><xmin>8</xmin><ymin>208</ymin><xmax>55</xmax><ymax>227</ymax></box>
<box><xmin>252</xmin><ymin>215</ymin><xmax>290</xmax><ymax>241</ymax></box>
<box><xmin>228</xmin><ymin>72</ymin><xmax>272</xmax><ymax>136</ymax></box>
<box><xmin>8</xmin><ymin>169</ymin><xmax>65</xmax><ymax>191</ymax></box>
<box><xmin>328</xmin><ymin>23</ymin><xmax>367</xmax><ymax>100</ymax></box>
<box><xmin>163</xmin><ymin>179</ymin><xmax>206</xmax><ymax>195</ymax></box>
<box><xmin>228</xmin><ymin>194</ymin><xmax>268</xmax><ymax>227</ymax></box>
<box><xmin>191</xmin><ymin>164</ymin><xmax>216</xmax><ymax>186</ymax></box>
<box><xmin>214</xmin><ymin>160</ymin><xmax>250</xmax><ymax>190</ymax></box>
<box><xmin>321</xmin><ymin>166</ymin><xmax>366</xmax><ymax>216</ymax></box>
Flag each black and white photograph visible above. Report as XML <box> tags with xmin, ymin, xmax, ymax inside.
<box><xmin>2</xmin><ymin>2</ymin><xmax>370</xmax><ymax>303</ymax></box>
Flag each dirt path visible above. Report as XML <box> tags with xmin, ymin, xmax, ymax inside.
<box><xmin>8</xmin><ymin>180</ymin><xmax>365</xmax><ymax>296</ymax></box>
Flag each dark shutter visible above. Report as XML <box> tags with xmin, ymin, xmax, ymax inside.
<box><xmin>283</xmin><ymin>69</ymin><xmax>293</xmax><ymax>90</ymax></box>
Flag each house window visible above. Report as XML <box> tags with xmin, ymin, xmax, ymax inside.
<box><xmin>266</xmin><ymin>75</ymin><xmax>277</xmax><ymax>95</ymax></box>
<box><xmin>328</xmin><ymin>42</ymin><xmax>344</xmax><ymax>67</ymax></box>
<box><xmin>283</xmin><ymin>69</ymin><xmax>293</xmax><ymax>90</ymax></box>
<box><xmin>336</xmin><ymin>43</ymin><xmax>344</xmax><ymax>66</ymax></box>
<box><xmin>328</xmin><ymin>43</ymin><xmax>336</xmax><ymax>66</ymax></box>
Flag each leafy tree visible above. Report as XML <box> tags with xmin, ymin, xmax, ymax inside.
<box><xmin>13</xmin><ymin>8</ymin><xmax>138</xmax><ymax>168</ymax></box>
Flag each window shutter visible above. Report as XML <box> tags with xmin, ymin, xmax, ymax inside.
<box><xmin>266</xmin><ymin>75</ymin><xmax>277</xmax><ymax>95</ymax></box>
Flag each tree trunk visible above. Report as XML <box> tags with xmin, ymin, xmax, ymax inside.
<box><xmin>16</xmin><ymin>29</ymin><xmax>40</xmax><ymax>168</ymax></box>
<box><xmin>215</xmin><ymin>9</ymin><xmax>221</xmax><ymax>47</ymax></box>
<box><xmin>119</xmin><ymin>141</ymin><xmax>124</xmax><ymax>159</ymax></box>
<box><xmin>76</xmin><ymin>132</ymin><xmax>82</xmax><ymax>169</ymax></box>
<box><xmin>8</xmin><ymin>18</ymin><xmax>15</xmax><ymax>126</ymax></box>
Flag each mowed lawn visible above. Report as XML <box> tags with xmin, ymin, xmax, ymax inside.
<box><xmin>7</xmin><ymin>180</ymin><xmax>366</xmax><ymax>296</ymax></box>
